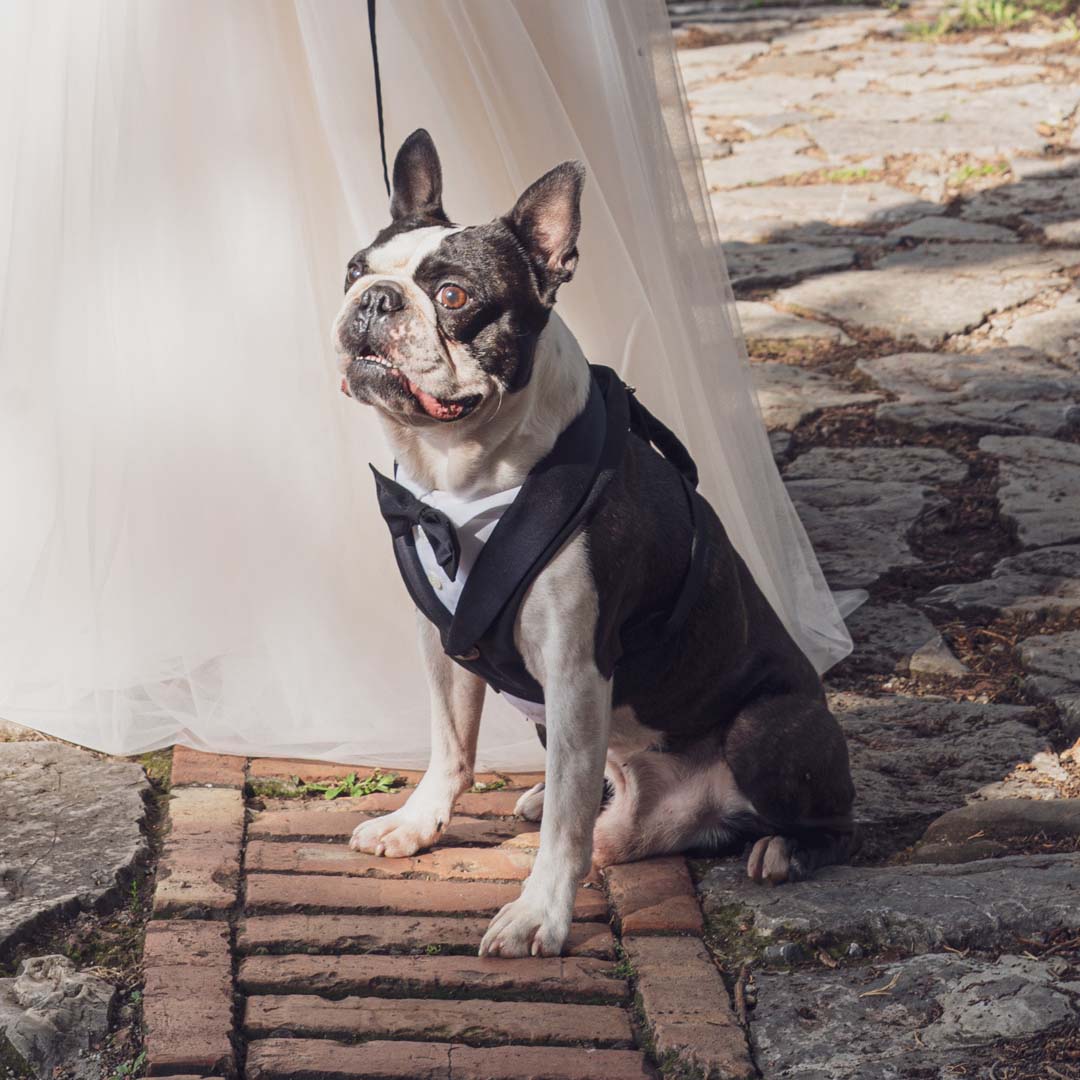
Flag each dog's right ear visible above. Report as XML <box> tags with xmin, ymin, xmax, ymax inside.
<box><xmin>390</xmin><ymin>129</ymin><xmax>449</xmax><ymax>223</ymax></box>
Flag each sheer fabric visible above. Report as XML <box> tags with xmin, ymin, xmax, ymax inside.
<box><xmin>0</xmin><ymin>0</ymin><xmax>851</xmax><ymax>768</ymax></box>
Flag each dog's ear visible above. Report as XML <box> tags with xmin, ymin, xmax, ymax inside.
<box><xmin>505</xmin><ymin>161</ymin><xmax>586</xmax><ymax>303</ymax></box>
<box><xmin>390</xmin><ymin>129</ymin><xmax>449</xmax><ymax>223</ymax></box>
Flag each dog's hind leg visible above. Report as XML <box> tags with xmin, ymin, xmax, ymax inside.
<box><xmin>724</xmin><ymin>694</ymin><xmax>856</xmax><ymax>884</ymax></box>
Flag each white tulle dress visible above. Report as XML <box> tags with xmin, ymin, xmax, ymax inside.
<box><xmin>0</xmin><ymin>0</ymin><xmax>852</xmax><ymax>769</ymax></box>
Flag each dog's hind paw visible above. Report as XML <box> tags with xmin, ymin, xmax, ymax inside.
<box><xmin>747</xmin><ymin>835</ymin><xmax>794</xmax><ymax>885</ymax></box>
<box><xmin>513</xmin><ymin>781</ymin><xmax>545</xmax><ymax>821</ymax></box>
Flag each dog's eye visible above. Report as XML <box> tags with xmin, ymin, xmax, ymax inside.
<box><xmin>436</xmin><ymin>284</ymin><xmax>469</xmax><ymax>310</ymax></box>
<box><xmin>345</xmin><ymin>265</ymin><xmax>362</xmax><ymax>286</ymax></box>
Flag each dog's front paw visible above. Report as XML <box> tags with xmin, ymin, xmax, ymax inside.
<box><xmin>478</xmin><ymin>894</ymin><xmax>570</xmax><ymax>958</ymax></box>
<box><xmin>349</xmin><ymin>807</ymin><xmax>445</xmax><ymax>858</ymax></box>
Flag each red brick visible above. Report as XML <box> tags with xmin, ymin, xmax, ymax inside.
<box><xmin>143</xmin><ymin>921</ymin><xmax>233</xmax><ymax>1076</ymax></box>
<box><xmin>247</xmin><ymin>1040</ymin><xmax>651</xmax><ymax>1080</ymax></box>
<box><xmin>245</xmin><ymin>840</ymin><xmax>534</xmax><ymax>881</ymax></box>
<box><xmin>244</xmin><ymin>993</ymin><xmax>633</xmax><ymax>1045</ymax></box>
<box><xmin>170</xmin><ymin>745</ymin><xmax>247</xmax><ymax>787</ymax></box>
<box><xmin>237</xmin><ymin>914</ymin><xmax>616</xmax><ymax>959</ymax></box>
<box><xmin>238</xmin><ymin>952</ymin><xmax>628</xmax><ymax>1003</ymax></box>
<box><xmin>153</xmin><ymin>788</ymin><xmax>244</xmax><ymax>916</ymax></box>
<box><xmin>248</xmin><ymin>807</ymin><xmax>536</xmax><ymax>844</ymax></box>
<box><xmin>246</xmin><ymin>1039</ymin><xmax>449</xmax><ymax>1080</ymax></box>
<box><xmin>605</xmin><ymin>856</ymin><xmax>704</xmax><ymax>935</ymax></box>
<box><xmin>624</xmin><ymin>935</ymin><xmax>754</xmax><ymax>1080</ymax></box>
<box><xmin>450</xmin><ymin>1045</ymin><xmax>653</xmax><ymax>1080</ymax></box>
<box><xmin>244</xmin><ymin>873</ymin><xmax>609</xmax><ymax>921</ymax></box>
<box><xmin>247</xmin><ymin>758</ymin><xmax>425</xmax><ymax>785</ymax></box>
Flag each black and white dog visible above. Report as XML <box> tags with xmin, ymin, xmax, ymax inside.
<box><xmin>334</xmin><ymin>130</ymin><xmax>855</xmax><ymax>959</ymax></box>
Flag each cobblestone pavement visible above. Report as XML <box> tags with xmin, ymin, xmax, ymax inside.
<box><xmin>676</xmin><ymin>1</ymin><xmax>1080</xmax><ymax>1077</ymax></box>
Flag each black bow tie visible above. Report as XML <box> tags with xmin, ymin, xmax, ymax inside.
<box><xmin>370</xmin><ymin>466</ymin><xmax>461</xmax><ymax>581</ymax></box>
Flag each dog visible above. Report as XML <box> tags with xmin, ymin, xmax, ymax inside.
<box><xmin>333</xmin><ymin>129</ymin><xmax>855</xmax><ymax>959</ymax></box>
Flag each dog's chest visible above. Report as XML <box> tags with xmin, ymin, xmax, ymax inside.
<box><xmin>397</xmin><ymin>470</ymin><xmax>548</xmax><ymax>724</ymax></box>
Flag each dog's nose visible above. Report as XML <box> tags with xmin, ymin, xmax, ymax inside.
<box><xmin>359</xmin><ymin>281</ymin><xmax>406</xmax><ymax>317</ymax></box>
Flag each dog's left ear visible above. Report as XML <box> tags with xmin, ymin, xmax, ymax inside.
<box><xmin>390</xmin><ymin>128</ymin><xmax>449</xmax><ymax>223</ymax></box>
<box><xmin>505</xmin><ymin>161</ymin><xmax>586</xmax><ymax>304</ymax></box>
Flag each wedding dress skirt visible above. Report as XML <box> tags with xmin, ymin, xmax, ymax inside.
<box><xmin>0</xmin><ymin>0</ymin><xmax>852</xmax><ymax>769</ymax></box>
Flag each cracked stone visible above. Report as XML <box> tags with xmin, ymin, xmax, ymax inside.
<box><xmin>751</xmin><ymin>362</ymin><xmax>881</xmax><ymax>430</ymax></box>
<box><xmin>689</xmin><ymin>75</ymin><xmax>839</xmax><ymax>119</ymax></box>
<box><xmin>981</xmin><ymin>435</ymin><xmax>1080</xmax><ymax>549</ymax></box>
<box><xmin>699</xmin><ymin>853</ymin><xmax>1080</xmax><ymax>950</ymax></box>
<box><xmin>734</xmin><ymin>111</ymin><xmax>816</xmax><ymax>137</ymax></box>
<box><xmin>711</xmin><ymin>183</ymin><xmax>942</xmax><ymax>243</ymax></box>
<box><xmin>882</xmin><ymin>63</ymin><xmax>1048</xmax><ymax>94</ymax></box>
<box><xmin>857</xmin><ymin>348</ymin><xmax>1080</xmax><ymax>437</ymax></box>
<box><xmin>748</xmin><ymin>952</ymin><xmax>1080</xmax><ymax>1078</ymax></box>
<box><xmin>777</xmin><ymin>245</ymin><xmax>1073</xmax><ymax>346</ymax></box>
<box><xmin>677</xmin><ymin>41</ymin><xmax>770</xmax><ymax>87</ymax></box>
<box><xmin>737</xmin><ymin>301</ymin><xmax>851</xmax><ymax>342</ymax></box>
<box><xmin>723</xmin><ymin>241</ymin><xmax>856</xmax><ymax>291</ymax></box>
<box><xmin>830</xmin><ymin>692</ymin><xmax>1044</xmax><ymax>828</ymax></box>
<box><xmin>785</xmin><ymin>479</ymin><xmax>946</xmax><ymax>589</ymax></box>
<box><xmin>703</xmin><ymin>136</ymin><xmax>817</xmax><ymax>189</ymax></box>
<box><xmin>998</xmin><ymin>292</ymin><xmax>1080</xmax><ymax>369</ymax></box>
<box><xmin>842</xmin><ymin>601</ymin><xmax>967</xmax><ymax>676</ymax></box>
<box><xmin>784</xmin><ymin>446</ymin><xmax>968</xmax><ymax>485</ymax></box>
<box><xmin>921</xmin><ymin>544</ymin><xmax>1080</xmax><ymax>619</ymax></box>
<box><xmin>0</xmin><ymin>742</ymin><xmax>148</xmax><ymax>952</ymax></box>
<box><xmin>974</xmin><ymin>749</ymin><xmax>1078</xmax><ymax>801</ymax></box>
<box><xmin>885</xmin><ymin>216</ymin><xmax>1019</xmax><ymax>244</ymax></box>
<box><xmin>1021</xmin><ymin>629</ymin><xmax>1080</xmax><ymax>686</ymax></box>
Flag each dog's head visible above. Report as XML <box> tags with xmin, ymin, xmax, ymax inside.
<box><xmin>333</xmin><ymin>129</ymin><xmax>585</xmax><ymax>424</ymax></box>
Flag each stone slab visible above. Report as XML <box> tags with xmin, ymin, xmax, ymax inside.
<box><xmin>922</xmin><ymin>544</ymin><xmax>1080</xmax><ymax>619</ymax></box>
<box><xmin>857</xmin><ymin>349</ymin><xmax>1080</xmax><ymax>438</ymax></box>
<box><xmin>999</xmin><ymin>292</ymin><xmax>1080</xmax><ymax>370</ymax></box>
<box><xmin>1020</xmin><ymin>630</ymin><xmax>1080</xmax><ymax>686</ymax></box>
<box><xmin>750</xmin><ymin>952</ymin><xmax>1080</xmax><ymax>1078</ymax></box>
<box><xmin>913</xmin><ymin>799</ymin><xmax>1080</xmax><ymax>863</ymax></box>
<box><xmin>698</xmin><ymin>853</ymin><xmax>1080</xmax><ymax>951</ymax></box>
<box><xmin>885</xmin><ymin>216</ymin><xmax>1018</xmax><ymax>244</ymax></box>
<box><xmin>711</xmin><ymin>183</ymin><xmax>941</xmax><ymax>244</ymax></box>
<box><xmin>0</xmin><ymin>742</ymin><xmax>148</xmax><ymax>951</ymax></box>
<box><xmin>703</xmin><ymin>135</ymin><xmax>817</xmax><ymax>189</ymax></box>
<box><xmin>981</xmin><ymin>435</ymin><xmax>1080</xmax><ymax>549</ymax></box>
<box><xmin>752</xmin><ymin>362</ymin><xmax>880</xmax><ymax>430</ymax></box>
<box><xmin>842</xmin><ymin>601</ymin><xmax>966</xmax><ymax>676</ymax></box>
<box><xmin>723</xmin><ymin>241</ymin><xmax>856</xmax><ymax>291</ymax></box>
<box><xmin>738</xmin><ymin>301</ymin><xmax>851</xmax><ymax>342</ymax></box>
<box><xmin>777</xmin><ymin>245</ymin><xmax>1072</xmax><ymax>346</ymax></box>
<box><xmin>831</xmin><ymin>692</ymin><xmax>1044</xmax><ymax>827</ymax></box>
<box><xmin>784</xmin><ymin>446</ymin><xmax>967</xmax><ymax>485</ymax></box>
<box><xmin>785</xmin><ymin>479</ymin><xmax>944</xmax><ymax>588</ymax></box>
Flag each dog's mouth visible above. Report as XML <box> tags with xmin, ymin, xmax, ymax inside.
<box><xmin>341</xmin><ymin>354</ymin><xmax>482</xmax><ymax>423</ymax></box>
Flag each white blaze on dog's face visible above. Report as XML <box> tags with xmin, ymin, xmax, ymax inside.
<box><xmin>333</xmin><ymin>129</ymin><xmax>585</xmax><ymax>425</ymax></box>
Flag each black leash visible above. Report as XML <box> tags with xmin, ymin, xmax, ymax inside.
<box><xmin>367</xmin><ymin>0</ymin><xmax>391</xmax><ymax>197</ymax></box>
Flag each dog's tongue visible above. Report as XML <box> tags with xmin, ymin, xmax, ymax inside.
<box><xmin>403</xmin><ymin>375</ymin><xmax>465</xmax><ymax>421</ymax></box>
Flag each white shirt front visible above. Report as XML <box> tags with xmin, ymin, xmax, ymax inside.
<box><xmin>396</xmin><ymin>468</ymin><xmax>547</xmax><ymax>726</ymax></box>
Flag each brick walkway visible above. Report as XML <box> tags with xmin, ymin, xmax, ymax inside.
<box><xmin>144</xmin><ymin>746</ymin><xmax>753</xmax><ymax>1079</ymax></box>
